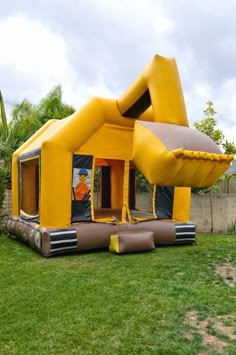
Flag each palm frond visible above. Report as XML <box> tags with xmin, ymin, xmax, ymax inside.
<box><xmin>0</xmin><ymin>90</ymin><xmax>8</xmax><ymax>139</ymax></box>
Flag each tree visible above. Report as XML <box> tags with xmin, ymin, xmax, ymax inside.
<box><xmin>136</xmin><ymin>170</ymin><xmax>152</xmax><ymax>193</ymax></box>
<box><xmin>9</xmin><ymin>100</ymin><xmax>41</xmax><ymax>151</ymax></box>
<box><xmin>0</xmin><ymin>93</ymin><xmax>41</xmax><ymax>177</ymax></box>
<box><xmin>193</xmin><ymin>101</ymin><xmax>236</xmax><ymax>232</ymax></box>
<box><xmin>193</xmin><ymin>101</ymin><xmax>236</xmax><ymax>155</ymax></box>
<box><xmin>0</xmin><ymin>168</ymin><xmax>7</xmax><ymax>223</ymax></box>
<box><xmin>0</xmin><ymin>90</ymin><xmax>19</xmax><ymax>175</ymax></box>
<box><xmin>222</xmin><ymin>140</ymin><xmax>236</xmax><ymax>155</ymax></box>
<box><xmin>221</xmin><ymin>173</ymin><xmax>235</xmax><ymax>193</ymax></box>
<box><xmin>0</xmin><ymin>90</ymin><xmax>8</xmax><ymax>141</ymax></box>
<box><xmin>36</xmin><ymin>85</ymin><xmax>75</xmax><ymax>124</ymax></box>
<box><xmin>10</xmin><ymin>85</ymin><xmax>75</xmax><ymax>142</ymax></box>
<box><xmin>193</xmin><ymin>101</ymin><xmax>236</xmax><ymax>195</ymax></box>
<box><xmin>0</xmin><ymin>85</ymin><xmax>76</xmax><ymax>181</ymax></box>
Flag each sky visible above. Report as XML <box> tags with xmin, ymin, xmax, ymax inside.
<box><xmin>0</xmin><ymin>0</ymin><xmax>236</xmax><ymax>144</ymax></box>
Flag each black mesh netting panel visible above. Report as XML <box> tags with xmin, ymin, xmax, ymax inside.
<box><xmin>20</xmin><ymin>157</ymin><xmax>40</xmax><ymax>216</ymax></box>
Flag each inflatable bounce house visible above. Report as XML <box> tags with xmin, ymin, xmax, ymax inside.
<box><xmin>8</xmin><ymin>54</ymin><xmax>233</xmax><ymax>256</ymax></box>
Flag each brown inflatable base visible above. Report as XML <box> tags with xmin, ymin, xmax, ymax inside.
<box><xmin>7</xmin><ymin>217</ymin><xmax>196</xmax><ymax>257</ymax></box>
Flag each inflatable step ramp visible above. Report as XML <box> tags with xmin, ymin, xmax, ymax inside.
<box><xmin>109</xmin><ymin>230</ymin><xmax>155</xmax><ymax>254</ymax></box>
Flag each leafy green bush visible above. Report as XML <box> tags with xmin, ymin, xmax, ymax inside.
<box><xmin>136</xmin><ymin>170</ymin><xmax>152</xmax><ymax>192</ymax></box>
<box><xmin>227</xmin><ymin>218</ymin><xmax>236</xmax><ymax>235</ymax></box>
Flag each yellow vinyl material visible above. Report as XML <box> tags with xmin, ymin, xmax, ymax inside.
<box><xmin>132</xmin><ymin>121</ymin><xmax>233</xmax><ymax>186</ymax></box>
<box><xmin>109</xmin><ymin>235</ymin><xmax>119</xmax><ymax>253</ymax></box>
<box><xmin>11</xmin><ymin>54</ymin><xmax>233</xmax><ymax>229</ymax></box>
<box><xmin>12</xmin><ymin>119</ymin><xmax>57</xmax><ymax>216</ymax></box>
<box><xmin>118</xmin><ymin>54</ymin><xmax>189</xmax><ymax>126</ymax></box>
<box><xmin>172</xmin><ymin>187</ymin><xmax>191</xmax><ymax>222</ymax></box>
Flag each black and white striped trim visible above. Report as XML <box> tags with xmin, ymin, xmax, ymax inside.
<box><xmin>174</xmin><ymin>223</ymin><xmax>195</xmax><ymax>243</ymax></box>
<box><xmin>49</xmin><ymin>229</ymin><xmax>78</xmax><ymax>254</ymax></box>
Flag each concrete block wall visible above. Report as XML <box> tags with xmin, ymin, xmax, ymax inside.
<box><xmin>134</xmin><ymin>192</ymin><xmax>236</xmax><ymax>233</ymax></box>
<box><xmin>1</xmin><ymin>190</ymin><xmax>236</xmax><ymax>234</ymax></box>
<box><xmin>191</xmin><ymin>193</ymin><xmax>236</xmax><ymax>233</ymax></box>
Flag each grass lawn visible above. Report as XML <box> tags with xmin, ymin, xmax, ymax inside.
<box><xmin>0</xmin><ymin>233</ymin><xmax>236</xmax><ymax>355</ymax></box>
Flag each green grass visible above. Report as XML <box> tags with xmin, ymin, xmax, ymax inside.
<box><xmin>0</xmin><ymin>234</ymin><xmax>236</xmax><ymax>355</ymax></box>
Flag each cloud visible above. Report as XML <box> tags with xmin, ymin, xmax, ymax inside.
<box><xmin>0</xmin><ymin>13</ymin><xmax>77</xmax><ymax>110</ymax></box>
<box><xmin>0</xmin><ymin>15</ymin><xmax>65</xmax><ymax>75</ymax></box>
<box><xmin>163</xmin><ymin>0</ymin><xmax>236</xmax><ymax>83</ymax></box>
<box><xmin>0</xmin><ymin>0</ymin><xmax>235</xmax><ymax>144</ymax></box>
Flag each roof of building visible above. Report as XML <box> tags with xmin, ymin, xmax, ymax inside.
<box><xmin>227</xmin><ymin>159</ymin><xmax>236</xmax><ymax>174</ymax></box>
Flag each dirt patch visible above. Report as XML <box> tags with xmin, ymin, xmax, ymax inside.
<box><xmin>215</xmin><ymin>263</ymin><xmax>236</xmax><ymax>287</ymax></box>
<box><xmin>185</xmin><ymin>311</ymin><xmax>236</xmax><ymax>354</ymax></box>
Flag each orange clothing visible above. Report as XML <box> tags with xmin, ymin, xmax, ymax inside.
<box><xmin>74</xmin><ymin>182</ymin><xmax>89</xmax><ymax>200</ymax></box>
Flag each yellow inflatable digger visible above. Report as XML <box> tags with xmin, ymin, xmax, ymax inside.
<box><xmin>8</xmin><ymin>54</ymin><xmax>233</xmax><ymax>256</ymax></box>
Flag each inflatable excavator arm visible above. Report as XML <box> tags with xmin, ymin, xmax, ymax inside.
<box><xmin>117</xmin><ymin>54</ymin><xmax>233</xmax><ymax>187</ymax></box>
<box><xmin>132</xmin><ymin>121</ymin><xmax>233</xmax><ymax>187</ymax></box>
